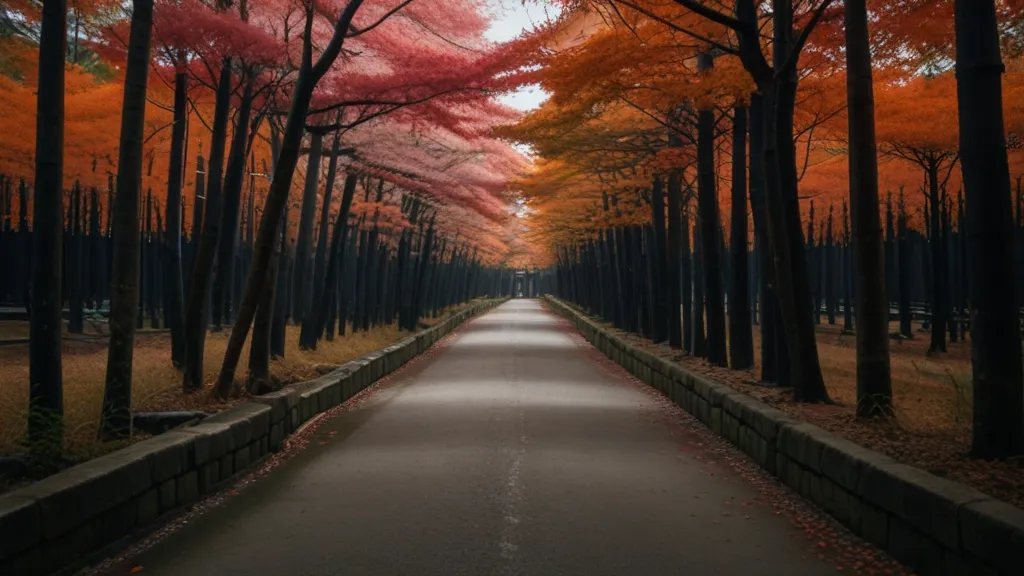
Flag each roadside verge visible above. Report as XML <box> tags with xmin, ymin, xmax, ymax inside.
<box><xmin>546</xmin><ymin>296</ymin><xmax>1024</xmax><ymax>576</ymax></box>
<box><xmin>0</xmin><ymin>298</ymin><xmax>505</xmax><ymax>576</ymax></box>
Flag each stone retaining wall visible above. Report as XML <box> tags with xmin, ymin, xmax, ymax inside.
<box><xmin>0</xmin><ymin>299</ymin><xmax>504</xmax><ymax>576</ymax></box>
<box><xmin>546</xmin><ymin>296</ymin><xmax>1024</xmax><ymax>576</ymax></box>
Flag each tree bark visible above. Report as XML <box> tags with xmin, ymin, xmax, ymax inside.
<box><xmin>216</xmin><ymin>0</ymin><xmax>368</xmax><ymax>395</ymax></box>
<box><xmin>212</xmin><ymin>77</ymin><xmax>255</xmax><ymax>330</ymax></box>
<box><xmin>955</xmin><ymin>0</ymin><xmax>1024</xmax><ymax>457</ymax></box>
<box><xmin>29</xmin><ymin>0</ymin><xmax>66</xmax><ymax>454</ymax></box>
<box><xmin>651</xmin><ymin>176</ymin><xmax>668</xmax><ymax>343</ymax></box>
<box><xmin>666</xmin><ymin>173</ymin><xmax>683</xmax><ymax>348</ymax></box>
<box><xmin>292</xmin><ymin>130</ymin><xmax>323</xmax><ymax>324</ymax></box>
<box><xmin>303</xmin><ymin>173</ymin><xmax>357</xmax><ymax>348</ymax></box>
<box><xmin>182</xmin><ymin>62</ymin><xmax>232</xmax><ymax>393</ymax></box>
<box><xmin>101</xmin><ymin>0</ymin><xmax>153</xmax><ymax>439</ymax></box>
<box><xmin>164</xmin><ymin>69</ymin><xmax>187</xmax><ymax>366</ymax></box>
<box><xmin>696</xmin><ymin>54</ymin><xmax>726</xmax><ymax>365</ymax></box>
<box><xmin>844</xmin><ymin>0</ymin><xmax>892</xmax><ymax>417</ymax></box>
<box><xmin>749</xmin><ymin>95</ymin><xmax>777</xmax><ymax>382</ymax></box>
<box><xmin>729</xmin><ymin>106</ymin><xmax>754</xmax><ymax>369</ymax></box>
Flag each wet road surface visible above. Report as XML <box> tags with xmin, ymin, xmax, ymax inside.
<box><xmin>95</xmin><ymin>300</ymin><xmax>846</xmax><ymax>576</ymax></box>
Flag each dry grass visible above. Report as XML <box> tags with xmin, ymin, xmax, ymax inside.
<box><xmin>591</xmin><ymin>313</ymin><xmax>1024</xmax><ymax>510</ymax></box>
<box><xmin>0</xmin><ymin>302</ymin><xmax>478</xmax><ymax>462</ymax></box>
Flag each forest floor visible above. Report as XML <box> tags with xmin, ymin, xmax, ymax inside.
<box><xmin>0</xmin><ymin>300</ymin><xmax>484</xmax><ymax>478</ymax></box>
<box><xmin>586</xmin><ymin>311</ymin><xmax>1024</xmax><ymax>511</ymax></box>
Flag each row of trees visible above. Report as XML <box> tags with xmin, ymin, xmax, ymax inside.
<box><xmin>9</xmin><ymin>0</ymin><xmax>537</xmax><ymax>459</ymax></box>
<box><xmin>517</xmin><ymin>0</ymin><xmax>1024</xmax><ymax>458</ymax></box>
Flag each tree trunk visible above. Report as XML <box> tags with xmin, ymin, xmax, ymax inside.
<box><xmin>897</xmin><ymin>194</ymin><xmax>912</xmax><ymax>337</ymax></box>
<box><xmin>729</xmin><ymin>106</ymin><xmax>754</xmax><ymax>369</ymax></box>
<box><xmin>164</xmin><ymin>69</ymin><xmax>187</xmax><ymax>366</ymax></box>
<box><xmin>182</xmin><ymin>62</ymin><xmax>232</xmax><ymax>393</ymax></box>
<box><xmin>666</xmin><ymin>173</ymin><xmax>683</xmax><ymax>348</ymax></box>
<box><xmin>29</xmin><ymin>0</ymin><xmax>66</xmax><ymax>455</ymax></box>
<box><xmin>696</xmin><ymin>53</ymin><xmax>726</xmax><ymax>366</ymax></box>
<box><xmin>928</xmin><ymin>164</ymin><xmax>948</xmax><ymax>354</ymax></box>
<box><xmin>292</xmin><ymin>131</ymin><xmax>323</xmax><ymax>324</ymax></box>
<box><xmin>303</xmin><ymin>173</ymin><xmax>357</xmax><ymax>348</ymax></box>
<box><xmin>215</xmin><ymin>0</ymin><xmax>369</xmax><ymax>395</ymax></box>
<box><xmin>212</xmin><ymin>78</ymin><xmax>254</xmax><ymax>330</ymax></box>
<box><xmin>651</xmin><ymin>176</ymin><xmax>668</xmax><ymax>343</ymax></box>
<box><xmin>681</xmin><ymin>201</ymin><xmax>693</xmax><ymax>352</ymax></box>
<box><xmin>749</xmin><ymin>95</ymin><xmax>777</xmax><ymax>382</ymax></box>
<box><xmin>955</xmin><ymin>0</ymin><xmax>1024</xmax><ymax>457</ymax></box>
<box><xmin>844</xmin><ymin>0</ymin><xmax>892</xmax><ymax>417</ymax></box>
<box><xmin>101</xmin><ymin>0</ymin><xmax>153</xmax><ymax>439</ymax></box>
<box><xmin>764</xmin><ymin>78</ymin><xmax>829</xmax><ymax>401</ymax></box>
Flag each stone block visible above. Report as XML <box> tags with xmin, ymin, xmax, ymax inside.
<box><xmin>269</xmin><ymin>423</ymin><xmax>284</xmax><ymax>452</ymax></box>
<box><xmin>806</xmin><ymin>473</ymin><xmax>825</xmax><ymax>509</ymax></box>
<box><xmin>136</xmin><ymin>488</ymin><xmax>160</xmax><ymax>526</ymax></box>
<box><xmin>818</xmin><ymin>434</ymin><xmax>878</xmax><ymax>493</ymax></box>
<box><xmin>777</xmin><ymin>422</ymin><xmax>826</xmax><ymax>472</ymax></box>
<box><xmin>219</xmin><ymin>454</ymin><xmax>234</xmax><ymax>482</ymax></box>
<box><xmin>203</xmin><ymin>403</ymin><xmax>271</xmax><ymax>446</ymax></box>
<box><xmin>710</xmin><ymin>407</ymin><xmax>722</xmax><ymax>435</ymax></box>
<box><xmin>863</xmin><ymin>506</ymin><xmax>893</xmax><ymax>552</ymax></box>
<box><xmin>287</xmin><ymin>407</ymin><xmax>300</xmax><ymax>433</ymax></box>
<box><xmin>117</xmin><ymin>430</ymin><xmax>195</xmax><ymax>483</ymax></box>
<box><xmin>253</xmin><ymin>387</ymin><xmax>300</xmax><ymax>423</ymax></box>
<box><xmin>184</xmin><ymin>423</ymin><xmax>233</xmax><ymax>465</ymax></box>
<box><xmin>0</xmin><ymin>545</ymin><xmax>40</xmax><ymax>576</ymax></box>
<box><xmin>198</xmin><ymin>461</ymin><xmax>219</xmax><ymax>494</ymax></box>
<box><xmin>175</xmin><ymin>471</ymin><xmax>198</xmax><ymax>506</ymax></box>
<box><xmin>821</xmin><ymin>478</ymin><xmax>853</xmax><ymax>524</ymax></box>
<box><xmin>959</xmin><ymin>499</ymin><xmax>1024</xmax><ymax>575</ymax></box>
<box><xmin>860</xmin><ymin>460</ymin><xmax>985</xmax><ymax>551</ymax></box>
<box><xmin>250</xmin><ymin>441</ymin><xmax>262</xmax><ymax>464</ymax></box>
<box><xmin>158</xmin><ymin>479</ymin><xmax>176</xmax><ymax>512</ymax></box>
<box><xmin>941</xmin><ymin>548</ymin><xmax>996</xmax><ymax>576</ymax></box>
<box><xmin>233</xmin><ymin>447</ymin><xmax>251</xmax><ymax>473</ymax></box>
<box><xmin>887</xmin><ymin>516</ymin><xmax>944</xmax><ymax>576</ymax></box>
<box><xmin>0</xmin><ymin>495</ymin><xmax>39</xmax><ymax>560</ymax></box>
<box><xmin>10</xmin><ymin>448</ymin><xmax>151</xmax><ymax>541</ymax></box>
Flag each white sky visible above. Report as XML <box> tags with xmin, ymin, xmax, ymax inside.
<box><xmin>485</xmin><ymin>1</ymin><xmax>560</xmax><ymax>111</ymax></box>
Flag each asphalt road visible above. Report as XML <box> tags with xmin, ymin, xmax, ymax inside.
<box><xmin>94</xmin><ymin>300</ymin><xmax>843</xmax><ymax>576</ymax></box>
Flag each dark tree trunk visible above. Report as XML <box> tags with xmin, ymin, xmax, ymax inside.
<box><xmin>896</xmin><ymin>193</ymin><xmax>912</xmax><ymax>338</ymax></box>
<box><xmin>308</xmin><ymin>133</ymin><xmax>341</xmax><ymax>324</ymax></box>
<box><xmin>729</xmin><ymin>106</ymin><xmax>754</xmax><ymax>369</ymax></box>
<box><xmin>749</xmin><ymin>95</ymin><xmax>777</xmax><ymax>382</ymax></box>
<box><xmin>212</xmin><ymin>78</ymin><xmax>254</xmax><ymax>330</ymax></box>
<box><xmin>247</xmin><ymin>252</ymin><xmax>276</xmax><ymax>391</ymax></box>
<box><xmin>182</xmin><ymin>62</ymin><xmax>232</xmax><ymax>393</ymax></box>
<box><xmin>667</xmin><ymin>172</ymin><xmax>683</xmax><ymax>348</ymax></box>
<box><xmin>763</xmin><ymin>64</ymin><xmax>829</xmax><ymax>401</ymax></box>
<box><xmin>303</xmin><ymin>173</ymin><xmax>357</xmax><ymax>348</ymax></box>
<box><xmin>696</xmin><ymin>53</ymin><xmax>726</xmax><ymax>366</ymax></box>
<box><xmin>651</xmin><ymin>176</ymin><xmax>668</xmax><ymax>343</ymax></box>
<box><xmin>825</xmin><ymin>207</ymin><xmax>836</xmax><ymax>325</ymax></box>
<box><xmin>29</xmin><ymin>0</ymin><xmax>66</xmax><ymax>454</ymax></box>
<box><xmin>928</xmin><ymin>164</ymin><xmax>948</xmax><ymax>354</ymax></box>
<box><xmin>955</xmin><ymin>0</ymin><xmax>1024</xmax><ymax>458</ymax></box>
<box><xmin>101</xmin><ymin>0</ymin><xmax>153</xmax><ymax>439</ymax></box>
<box><xmin>292</xmin><ymin>131</ymin><xmax>323</xmax><ymax>324</ymax></box>
<box><xmin>845</xmin><ymin>0</ymin><xmax>893</xmax><ymax>418</ymax></box>
<box><xmin>271</xmin><ymin>212</ymin><xmax>289</xmax><ymax>357</ymax></box>
<box><xmin>68</xmin><ymin>184</ymin><xmax>84</xmax><ymax>334</ymax></box>
<box><xmin>681</xmin><ymin>200</ymin><xmax>693</xmax><ymax>353</ymax></box>
<box><xmin>164</xmin><ymin>69</ymin><xmax>187</xmax><ymax>366</ymax></box>
<box><xmin>692</xmin><ymin>214</ymin><xmax>706</xmax><ymax>357</ymax></box>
